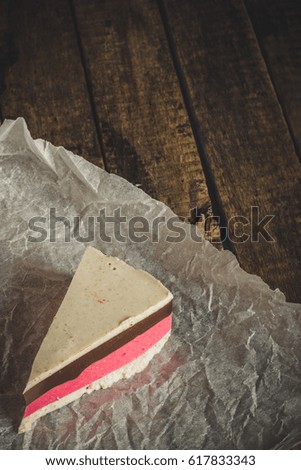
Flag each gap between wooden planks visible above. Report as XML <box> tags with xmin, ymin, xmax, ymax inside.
<box><xmin>1</xmin><ymin>0</ymin><xmax>300</xmax><ymax>301</ymax></box>
<box><xmin>163</xmin><ymin>0</ymin><xmax>301</xmax><ymax>302</ymax></box>
<box><xmin>72</xmin><ymin>0</ymin><xmax>217</xmax><ymax>236</ymax></box>
<box><xmin>0</xmin><ymin>0</ymin><xmax>102</xmax><ymax>166</ymax></box>
<box><xmin>245</xmin><ymin>0</ymin><xmax>301</xmax><ymax>162</ymax></box>
<box><xmin>0</xmin><ymin>0</ymin><xmax>220</xmax><ymax>243</ymax></box>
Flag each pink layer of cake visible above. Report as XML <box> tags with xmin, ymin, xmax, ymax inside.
<box><xmin>25</xmin><ymin>314</ymin><xmax>172</xmax><ymax>418</ymax></box>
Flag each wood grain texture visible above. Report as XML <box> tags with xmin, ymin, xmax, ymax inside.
<box><xmin>0</xmin><ymin>1</ymin><xmax>16</xmax><ymax>121</ymax></box>
<box><xmin>72</xmin><ymin>0</ymin><xmax>217</xmax><ymax>230</ymax></box>
<box><xmin>0</xmin><ymin>0</ymin><xmax>103</xmax><ymax>166</ymax></box>
<box><xmin>245</xmin><ymin>0</ymin><xmax>301</xmax><ymax>161</ymax></box>
<box><xmin>163</xmin><ymin>0</ymin><xmax>301</xmax><ymax>302</ymax></box>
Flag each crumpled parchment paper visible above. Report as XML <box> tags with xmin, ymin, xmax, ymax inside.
<box><xmin>0</xmin><ymin>118</ymin><xmax>300</xmax><ymax>450</ymax></box>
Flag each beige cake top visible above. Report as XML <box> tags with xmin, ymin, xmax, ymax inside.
<box><xmin>26</xmin><ymin>246</ymin><xmax>172</xmax><ymax>390</ymax></box>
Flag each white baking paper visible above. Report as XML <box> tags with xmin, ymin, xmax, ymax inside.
<box><xmin>0</xmin><ymin>118</ymin><xmax>300</xmax><ymax>449</ymax></box>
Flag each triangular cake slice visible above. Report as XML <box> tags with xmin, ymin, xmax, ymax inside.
<box><xmin>20</xmin><ymin>246</ymin><xmax>173</xmax><ymax>432</ymax></box>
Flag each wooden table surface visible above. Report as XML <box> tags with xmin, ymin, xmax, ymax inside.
<box><xmin>0</xmin><ymin>0</ymin><xmax>300</xmax><ymax>302</ymax></box>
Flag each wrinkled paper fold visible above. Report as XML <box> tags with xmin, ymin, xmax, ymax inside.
<box><xmin>0</xmin><ymin>118</ymin><xmax>300</xmax><ymax>449</ymax></box>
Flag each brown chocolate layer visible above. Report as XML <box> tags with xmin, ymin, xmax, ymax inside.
<box><xmin>25</xmin><ymin>300</ymin><xmax>172</xmax><ymax>405</ymax></box>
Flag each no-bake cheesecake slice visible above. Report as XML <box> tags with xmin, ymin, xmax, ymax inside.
<box><xmin>20</xmin><ymin>246</ymin><xmax>173</xmax><ymax>432</ymax></box>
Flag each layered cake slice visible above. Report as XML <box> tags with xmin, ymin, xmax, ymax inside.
<box><xmin>20</xmin><ymin>246</ymin><xmax>173</xmax><ymax>432</ymax></box>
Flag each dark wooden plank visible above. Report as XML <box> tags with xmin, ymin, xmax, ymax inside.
<box><xmin>163</xmin><ymin>0</ymin><xmax>301</xmax><ymax>302</ymax></box>
<box><xmin>0</xmin><ymin>0</ymin><xmax>103</xmax><ymax>166</ymax></box>
<box><xmin>72</xmin><ymin>0</ymin><xmax>219</xmax><ymax>236</ymax></box>
<box><xmin>0</xmin><ymin>1</ymin><xmax>16</xmax><ymax>122</ymax></box>
<box><xmin>245</xmin><ymin>0</ymin><xmax>301</xmax><ymax>161</ymax></box>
